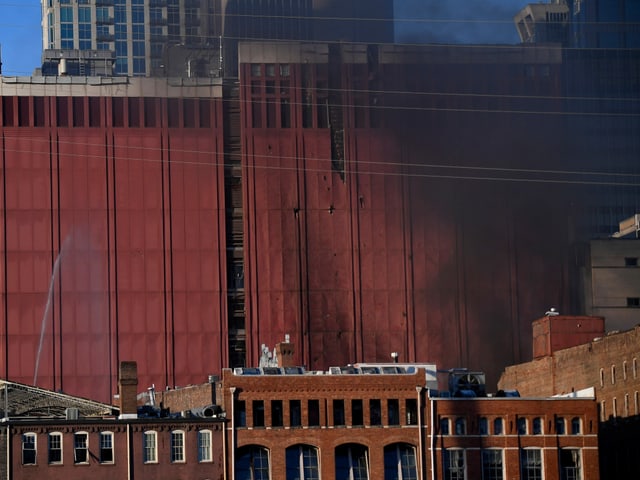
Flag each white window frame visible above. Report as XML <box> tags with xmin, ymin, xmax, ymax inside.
<box><xmin>143</xmin><ymin>430</ymin><xmax>158</xmax><ymax>464</ymax></box>
<box><xmin>171</xmin><ymin>430</ymin><xmax>185</xmax><ymax>463</ymax></box>
<box><xmin>198</xmin><ymin>429</ymin><xmax>212</xmax><ymax>463</ymax></box>
<box><xmin>48</xmin><ymin>432</ymin><xmax>63</xmax><ymax>464</ymax></box>
<box><xmin>99</xmin><ymin>431</ymin><xmax>114</xmax><ymax>463</ymax></box>
<box><xmin>22</xmin><ymin>433</ymin><xmax>37</xmax><ymax>465</ymax></box>
<box><xmin>74</xmin><ymin>431</ymin><xmax>89</xmax><ymax>464</ymax></box>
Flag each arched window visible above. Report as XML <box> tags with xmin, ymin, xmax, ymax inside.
<box><xmin>384</xmin><ymin>443</ymin><xmax>417</xmax><ymax>480</ymax></box>
<box><xmin>22</xmin><ymin>433</ymin><xmax>37</xmax><ymax>465</ymax></box>
<box><xmin>335</xmin><ymin>444</ymin><xmax>369</xmax><ymax>480</ymax></box>
<box><xmin>623</xmin><ymin>361</ymin><xmax>628</xmax><ymax>380</ymax></box>
<box><xmin>439</xmin><ymin>417</ymin><xmax>450</xmax><ymax>435</ymax></box>
<box><xmin>48</xmin><ymin>432</ymin><xmax>63</xmax><ymax>464</ymax></box>
<box><xmin>478</xmin><ymin>417</ymin><xmax>489</xmax><ymax>435</ymax></box>
<box><xmin>198</xmin><ymin>430</ymin><xmax>212</xmax><ymax>463</ymax></box>
<box><xmin>237</xmin><ymin>445</ymin><xmax>270</xmax><ymax>479</ymax></box>
<box><xmin>532</xmin><ymin>417</ymin><xmax>543</xmax><ymax>435</ymax></box>
<box><xmin>555</xmin><ymin>417</ymin><xmax>566</xmax><ymax>435</ymax></box>
<box><xmin>73</xmin><ymin>431</ymin><xmax>89</xmax><ymax>464</ymax></box>
<box><xmin>570</xmin><ymin>417</ymin><xmax>581</xmax><ymax>435</ymax></box>
<box><xmin>493</xmin><ymin>418</ymin><xmax>504</xmax><ymax>435</ymax></box>
<box><xmin>634</xmin><ymin>358</ymin><xmax>638</xmax><ymax>379</ymax></box>
<box><xmin>599</xmin><ymin>368</ymin><xmax>604</xmax><ymax>387</ymax></box>
<box><xmin>611</xmin><ymin>365</ymin><xmax>616</xmax><ymax>384</ymax></box>
<box><xmin>517</xmin><ymin>417</ymin><xmax>527</xmax><ymax>435</ymax></box>
<box><xmin>286</xmin><ymin>444</ymin><xmax>319</xmax><ymax>480</ymax></box>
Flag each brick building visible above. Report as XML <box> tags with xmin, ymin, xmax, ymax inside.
<box><xmin>498</xmin><ymin>316</ymin><xmax>640</xmax><ymax>479</ymax></box>
<box><xmin>0</xmin><ymin>41</ymin><xmax>582</xmax><ymax>403</ymax></box>
<box><xmin>157</xmin><ymin>362</ymin><xmax>599</xmax><ymax>480</ymax></box>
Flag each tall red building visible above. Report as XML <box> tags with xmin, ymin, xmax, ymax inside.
<box><xmin>0</xmin><ymin>43</ymin><xmax>576</xmax><ymax>402</ymax></box>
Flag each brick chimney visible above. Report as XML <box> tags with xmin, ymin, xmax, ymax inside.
<box><xmin>275</xmin><ymin>336</ymin><xmax>294</xmax><ymax>368</ymax></box>
<box><xmin>118</xmin><ymin>361</ymin><xmax>138</xmax><ymax>419</ymax></box>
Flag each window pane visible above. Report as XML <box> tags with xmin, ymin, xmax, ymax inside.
<box><xmin>198</xmin><ymin>430</ymin><xmax>212</xmax><ymax>462</ymax></box>
<box><xmin>286</xmin><ymin>445</ymin><xmax>319</xmax><ymax>480</ymax></box>
<box><xmin>143</xmin><ymin>431</ymin><xmax>157</xmax><ymax>463</ymax></box>
<box><xmin>481</xmin><ymin>450</ymin><xmax>503</xmax><ymax>480</ymax></box>
<box><xmin>22</xmin><ymin>434</ymin><xmax>36</xmax><ymax>465</ymax></box>
<box><xmin>443</xmin><ymin>449</ymin><xmax>465</xmax><ymax>480</ymax></box>
<box><xmin>171</xmin><ymin>431</ymin><xmax>185</xmax><ymax>462</ymax></box>
<box><xmin>100</xmin><ymin>432</ymin><xmax>114</xmax><ymax>463</ymax></box>
<box><xmin>48</xmin><ymin>433</ymin><xmax>62</xmax><ymax>464</ymax></box>
<box><xmin>521</xmin><ymin>449</ymin><xmax>542</xmax><ymax>480</ymax></box>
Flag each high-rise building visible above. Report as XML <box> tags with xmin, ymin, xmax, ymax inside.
<box><xmin>40</xmin><ymin>0</ymin><xmax>394</xmax><ymax>77</ymax></box>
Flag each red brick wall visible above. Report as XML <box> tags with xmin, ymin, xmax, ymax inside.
<box><xmin>499</xmin><ymin>326</ymin><xmax>640</xmax><ymax>420</ymax></box>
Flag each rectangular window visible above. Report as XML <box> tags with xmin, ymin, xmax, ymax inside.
<box><xmin>388</xmin><ymin>399</ymin><xmax>400</xmax><ymax>426</ymax></box>
<box><xmin>443</xmin><ymin>449</ymin><xmax>465</xmax><ymax>480</ymax></box>
<box><xmin>99</xmin><ymin>432</ymin><xmax>114</xmax><ymax>463</ymax></box>
<box><xmin>48</xmin><ymin>433</ymin><xmax>62</xmax><ymax>464</ymax></box>
<box><xmin>559</xmin><ymin>449</ymin><xmax>581</xmax><ymax>480</ymax></box>
<box><xmin>253</xmin><ymin>400</ymin><xmax>265</xmax><ymax>427</ymax></box>
<box><xmin>143</xmin><ymin>431</ymin><xmax>157</xmax><ymax>463</ymax></box>
<box><xmin>352</xmin><ymin>399</ymin><xmax>364</xmax><ymax>426</ymax></box>
<box><xmin>22</xmin><ymin>434</ymin><xmax>36</xmax><ymax>465</ymax></box>
<box><xmin>171</xmin><ymin>431</ymin><xmax>185</xmax><ymax>463</ymax></box>
<box><xmin>333</xmin><ymin>399</ymin><xmax>345</xmax><ymax>426</ymax></box>
<box><xmin>290</xmin><ymin>400</ymin><xmax>301</xmax><ymax>427</ymax></box>
<box><xmin>198</xmin><ymin>430</ymin><xmax>212</xmax><ymax>462</ymax></box>
<box><xmin>627</xmin><ymin>297</ymin><xmax>640</xmax><ymax>307</ymax></box>
<box><xmin>406</xmin><ymin>398</ymin><xmax>418</xmax><ymax>425</ymax></box>
<box><xmin>272</xmin><ymin>400</ymin><xmax>283</xmax><ymax>427</ymax></box>
<box><xmin>625</xmin><ymin>257</ymin><xmax>638</xmax><ymax>267</ymax></box>
<box><xmin>520</xmin><ymin>449</ymin><xmax>542</xmax><ymax>480</ymax></box>
<box><xmin>74</xmin><ymin>433</ymin><xmax>88</xmax><ymax>464</ymax></box>
<box><xmin>481</xmin><ymin>450</ymin><xmax>503</xmax><ymax>480</ymax></box>
<box><xmin>308</xmin><ymin>399</ymin><xmax>320</xmax><ymax>427</ymax></box>
<box><xmin>236</xmin><ymin>399</ymin><xmax>247</xmax><ymax>427</ymax></box>
<box><xmin>370</xmin><ymin>399</ymin><xmax>382</xmax><ymax>426</ymax></box>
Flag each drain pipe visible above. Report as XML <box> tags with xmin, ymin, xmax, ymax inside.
<box><xmin>429</xmin><ymin>393</ymin><xmax>436</xmax><ymax>480</ymax></box>
<box><xmin>229</xmin><ymin>387</ymin><xmax>236</xmax><ymax>480</ymax></box>
<box><xmin>416</xmin><ymin>386</ymin><xmax>425</xmax><ymax>479</ymax></box>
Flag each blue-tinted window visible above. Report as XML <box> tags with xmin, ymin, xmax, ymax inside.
<box><xmin>133</xmin><ymin>58</ymin><xmax>146</xmax><ymax>75</ymax></box>
<box><xmin>115</xmin><ymin>41</ymin><xmax>127</xmax><ymax>56</ymax></box>
<box><xmin>132</xmin><ymin>41</ymin><xmax>145</xmax><ymax>57</ymax></box>
<box><xmin>286</xmin><ymin>445</ymin><xmax>319</xmax><ymax>480</ymax></box>
<box><xmin>78</xmin><ymin>7</ymin><xmax>91</xmax><ymax>23</ymax></box>
<box><xmin>132</xmin><ymin>6</ymin><xmax>144</xmax><ymax>23</ymax></box>
<box><xmin>236</xmin><ymin>446</ymin><xmax>270</xmax><ymax>480</ymax></box>
<box><xmin>384</xmin><ymin>443</ymin><xmax>417</xmax><ymax>480</ymax></box>
<box><xmin>60</xmin><ymin>7</ymin><xmax>73</xmax><ymax>22</ymax></box>
<box><xmin>335</xmin><ymin>444</ymin><xmax>369</xmax><ymax>480</ymax></box>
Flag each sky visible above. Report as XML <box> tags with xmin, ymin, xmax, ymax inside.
<box><xmin>0</xmin><ymin>0</ymin><xmax>525</xmax><ymax>77</ymax></box>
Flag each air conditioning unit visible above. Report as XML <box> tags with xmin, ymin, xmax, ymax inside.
<box><xmin>448</xmin><ymin>370</ymin><xmax>486</xmax><ymax>397</ymax></box>
<box><xmin>65</xmin><ymin>408</ymin><xmax>79</xmax><ymax>420</ymax></box>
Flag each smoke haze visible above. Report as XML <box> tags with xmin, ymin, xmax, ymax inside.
<box><xmin>395</xmin><ymin>0</ymin><xmax>525</xmax><ymax>44</ymax></box>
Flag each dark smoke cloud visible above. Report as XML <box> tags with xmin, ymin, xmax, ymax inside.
<box><xmin>395</xmin><ymin>0</ymin><xmax>526</xmax><ymax>44</ymax></box>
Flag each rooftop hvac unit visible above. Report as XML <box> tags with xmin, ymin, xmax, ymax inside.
<box><xmin>448</xmin><ymin>370</ymin><xmax>486</xmax><ymax>397</ymax></box>
<box><xmin>65</xmin><ymin>408</ymin><xmax>79</xmax><ymax>420</ymax></box>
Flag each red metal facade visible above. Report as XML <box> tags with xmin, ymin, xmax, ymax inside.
<box><xmin>239</xmin><ymin>44</ymin><xmax>575</xmax><ymax>385</ymax></box>
<box><xmin>0</xmin><ymin>44</ymin><xmax>581</xmax><ymax>401</ymax></box>
<box><xmin>0</xmin><ymin>91</ymin><xmax>226</xmax><ymax>402</ymax></box>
